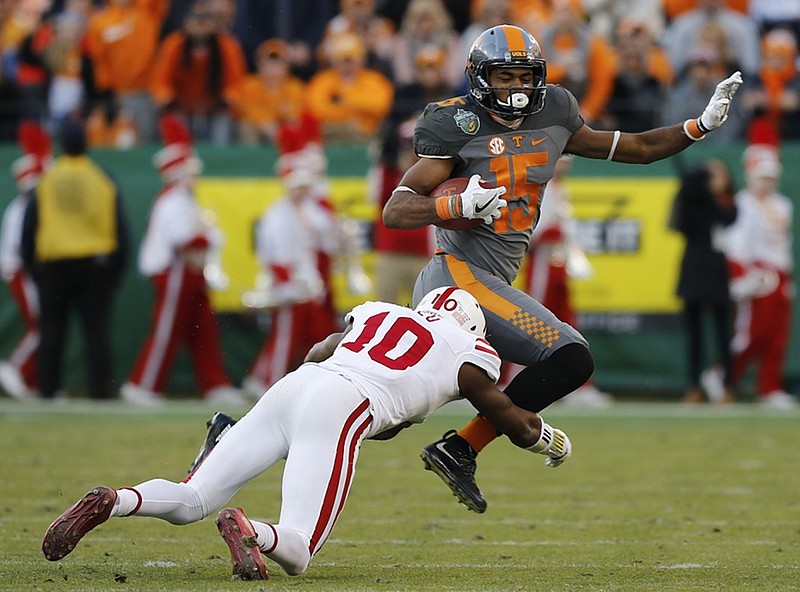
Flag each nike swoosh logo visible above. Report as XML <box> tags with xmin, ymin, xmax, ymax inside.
<box><xmin>531</xmin><ymin>137</ymin><xmax>547</xmax><ymax>147</ymax></box>
<box><xmin>435</xmin><ymin>441</ymin><xmax>457</xmax><ymax>463</ymax></box>
<box><xmin>473</xmin><ymin>200</ymin><xmax>492</xmax><ymax>214</ymax></box>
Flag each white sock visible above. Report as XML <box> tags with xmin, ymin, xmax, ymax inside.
<box><xmin>251</xmin><ymin>520</ymin><xmax>278</xmax><ymax>554</ymax></box>
<box><xmin>111</xmin><ymin>487</ymin><xmax>141</xmax><ymax>517</ymax></box>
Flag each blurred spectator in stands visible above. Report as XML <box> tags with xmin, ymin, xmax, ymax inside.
<box><xmin>234</xmin><ymin>39</ymin><xmax>306</xmax><ymax>145</ymax></box>
<box><xmin>390</xmin><ymin>45</ymin><xmax>454</xmax><ymax>122</ymax></box>
<box><xmin>723</xmin><ymin>145</ymin><xmax>797</xmax><ymax>409</ymax></box>
<box><xmin>0</xmin><ymin>121</ymin><xmax>51</xmax><ymax>400</ymax></box>
<box><xmin>521</xmin><ymin>155</ymin><xmax>612</xmax><ymax>408</ymax></box>
<box><xmin>664</xmin><ymin>0</ymin><xmax>747</xmax><ymax>21</ymax></box>
<box><xmin>473</xmin><ymin>0</ymin><xmax>556</xmax><ymax>38</ymax></box>
<box><xmin>582</xmin><ymin>0</ymin><xmax>665</xmax><ymax>41</ymax></box>
<box><xmin>392</xmin><ymin>0</ymin><xmax>462</xmax><ymax>88</ymax></box>
<box><xmin>740</xmin><ymin>28</ymin><xmax>800</xmax><ymax>141</ymax></box>
<box><xmin>14</xmin><ymin>6</ymin><xmax>56</xmax><ymax>119</ymax></box>
<box><xmin>538</xmin><ymin>0</ymin><xmax>616</xmax><ymax>127</ymax></box>
<box><xmin>661</xmin><ymin>44</ymin><xmax>748</xmax><ymax>143</ymax></box>
<box><xmin>86</xmin><ymin>0</ymin><xmax>166</xmax><ymax>145</ymax></box>
<box><xmin>21</xmin><ymin>117</ymin><xmax>129</xmax><ymax>401</ymax></box>
<box><xmin>150</xmin><ymin>0</ymin><xmax>246</xmax><ymax>145</ymax></box>
<box><xmin>669</xmin><ymin>159</ymin><xmax>737</xmax><ymax>404</ymax></box>
<box><xmin>121</xmin><ymin>113</ymin><xmax>244</xmax><ymax>406</ymax></box>
<box><xmin>459</xmin><ymin>0</ymin><xmax>510</xmax><ymax>76</ymax></box>
<box><xmin>319</xmin><ymin>0</ymin><xmax>395</xmax><ymax>76</ymax></box>
<box><xmin>662</xmin><ymin>0</ymin><xmax>760</xmax><ymax>78</ymax></box>
<box><xmin>43</xmin><ymin>10</ymin><xmax>85</xmax><ymax>126</ymax></box>
<box><xmin>602</xmin><ymin>20</ymin><xmax>668</xmax><ymax>133</ymax></box>
<box><xmin>306</xmin><ymin>32</ymin><xmax>393</xmax><ymax>143</ymax></box>
<box><xmin>208</xmin><ymin>0</ymin><xmax>234</xmax><ymax>32</ymax></box>
<box><xmin>0</xmin><ymin>1</ymin><xmax>22</xmax><ymax>139</ymax></box>
<box><xmin>749</xmin><ymin>0</ymin><xmax>800</xmax><ymax>42</ymax></box>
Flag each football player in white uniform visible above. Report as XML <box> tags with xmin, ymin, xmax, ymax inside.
<box><xmin>42</xmin><ymin>288</ymin><xmax>571</xmax><ymax>581</ymax></box>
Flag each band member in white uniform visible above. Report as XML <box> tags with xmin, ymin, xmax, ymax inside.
<box><xmin>0</xmin><ymin>122</ymin><xmax>51</xmax><ymax>400</ymax></box>
<box><xmin>120</xmin><ymin>113</ymin><xmax>243</xmax><ymax>406</ymax></box>
<box><xmin>42</xmin><ymin>287</ymin><xmax>572</xmax><ymax>581</ymax></box>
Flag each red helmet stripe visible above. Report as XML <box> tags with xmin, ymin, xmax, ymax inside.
<box><xmin>431</xmin><ymin>286</ymin><xmax>459</xmax><ymax>310</ymax></box>
<box><xmin>501</xmin><ymin>25</ymin><xmax>526</xmax><ymax>53</ymax></box>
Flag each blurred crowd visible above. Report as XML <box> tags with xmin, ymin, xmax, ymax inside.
<box><xmin>1</xmin><ymin>0</ymin><xmax>800</xmax><ymax>148</ymax></box>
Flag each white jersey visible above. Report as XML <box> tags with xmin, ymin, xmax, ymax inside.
<box><xmin>726</xmin><ymin>189</ymin><xmax>793</xmax><ymax>273</ymax></box>
<box><xmin>319</xmin><ymin>301</ymin><xmax>501</xmax><ymax>434</ymax></box>
<box><xmin>0</xmin><ymin>194</ymin><xmax>28</xmax><ymax>280</ymax></box>
<box><xmin>138</xmin><ymin>183</ymin><xmax>214</xmax><ymax>276</ymax></box>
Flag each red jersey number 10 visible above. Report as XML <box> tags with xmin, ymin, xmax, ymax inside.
<box><xmin>341</xmin><ymin>313</ymin><xmax>435</xmax><ymax>370</ymax></box>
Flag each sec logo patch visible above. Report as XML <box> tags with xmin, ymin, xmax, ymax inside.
<box><xmin>488</xmin><ymin>137</ymin><xmax>506</xmax><ymax>155</ymax></box>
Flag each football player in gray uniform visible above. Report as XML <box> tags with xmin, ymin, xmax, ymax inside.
<box><xmin>382</xmin><ymin>24</ymin><xmax>743</xmax><ymax>513</ymax></box>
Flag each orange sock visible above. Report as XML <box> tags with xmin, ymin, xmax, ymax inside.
<box><xmin>457</xmin><ymin>415</ymin><xmax>499</xmax><ymax>452</ymax></box>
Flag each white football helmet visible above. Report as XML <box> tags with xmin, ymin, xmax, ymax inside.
<box><xmin>414</xmin><ymin>287</ymin><xmax>487</xmax><ymax>336</ymax></box>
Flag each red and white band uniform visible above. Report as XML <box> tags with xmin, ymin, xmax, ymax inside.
<box><xmin>122</xmin><ymin>180</ymin><xmax>235</xmax><ymax>400</ymax></box>
<box><xmin>108</xmin><ymin>300</ymin><xmax>501</xmax><ymax>575</ymax></box>
<box><xmin>243</xmin><ymin>172</ymin><xmax>340</xmax><ymax>396</ymax></box>
<box><xmin>725</xmin><ymin>174</ymin><xmax>794</xmax><ymax>399</ymax></box>
<box><xmin>0</xmin><ymin>191</ymin><xmax>40</xmax><ymax>395</ymax></box>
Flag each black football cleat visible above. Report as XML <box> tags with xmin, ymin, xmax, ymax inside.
<box><xmin>420</xmin><ymin>430</ymin><xmax>486</xmax><ymax>513</ymax></box>
<box><xmin>188</xmin><ymin>412</ymin><xmax>238</xmax><ymax>474</ymax></box>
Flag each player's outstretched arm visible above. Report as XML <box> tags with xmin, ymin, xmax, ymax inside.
<box><xmin>566</xmin><ymin>71</ymin><xmax>743</xmax><ymax>164</ymax></box>
<box><xmin>458</xmin><ymin>364</ymin><xmax>572</xmax><ymax>467</ymax></box>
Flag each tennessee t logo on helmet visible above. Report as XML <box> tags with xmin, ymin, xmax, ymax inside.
<box><xmin>466</xmin><ymin>24</ymin><xmax>547</xmax><ymax>119</ymax></box>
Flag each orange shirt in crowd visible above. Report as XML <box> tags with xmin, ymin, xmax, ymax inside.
<box><xmin>306</xmin><ymin>67</ymin><xmax>394</xmax><ymax>135</ymax></box>
<box><xmin>150</xmin><ymin>30</ymin><xmax>247</xmax><ymax>114</ymax></box>
<box><xmin>86</xmin><ymin>0</ymin><xmax>167</xmax><ymax>93</ymax></box>
<box><xmin>663</xmin><ymin>0</ymin><xmax>749</xmax><ymax>21</ymax></box>
<box><xmin>236</xmin><ymin>74</ymin><xmax>306</xmax><ymax>127</ymax></box>
<box><xmin>546</xmin><ymin>32</ymin><xmax>617</xmax><ymax>121</ymax></box>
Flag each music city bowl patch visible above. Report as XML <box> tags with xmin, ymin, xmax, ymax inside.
<box><xmin>454</xmin><ymin>109</ymin><xmax>480</xmax><ymax>135</ymax></box>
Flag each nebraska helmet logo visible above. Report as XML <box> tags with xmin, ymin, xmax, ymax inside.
<box><xmin>488</xmin><ymin>137</ymin><xmax>506</xmax><ymax>155</ymax></box>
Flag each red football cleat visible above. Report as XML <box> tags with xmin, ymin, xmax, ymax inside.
<box><xmin>42</xmin><ymin>486</ymin><xmax>117</xmax><ymax>561</ymax></box>
<box><xmin>216</xmin><ymin>507</ymin><xmax>269</xmax><ymax>580</ymax></box>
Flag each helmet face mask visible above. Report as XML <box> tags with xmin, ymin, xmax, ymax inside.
<box><xmin>466</xmin><ymin>25</ymin><xmax>547</xmax><ymax>119</ymax></box>
<box><xmin>414</xmin><ymin>287</ymin><xmax>487</xmax><ymax>337</ymax></box>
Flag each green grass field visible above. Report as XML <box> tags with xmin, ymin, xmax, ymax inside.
<box><xmin>1</xmin><ymin>400</ymin><xmax>798</xmax><ymax>592</ymax></box>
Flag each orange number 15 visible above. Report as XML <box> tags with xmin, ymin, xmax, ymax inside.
<box><xmin>489</xmin><ymin>152</ymin><xmax>546</xmax><ymax>233</ymax></box>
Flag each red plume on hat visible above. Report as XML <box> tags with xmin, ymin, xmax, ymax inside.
<box><xmin>12</xmin><ymin>120</ymin><xmax>52</xmax><ymax>192</ymax></box>
<box><xmin>275</xmin><ymin>111</ymin><xmax>326</xmax><ymax>180</ymax></box>
<box><xmin>153</xmin><ymin>112</ymin><xmax>202</xmax><ymax>182</ymax></box>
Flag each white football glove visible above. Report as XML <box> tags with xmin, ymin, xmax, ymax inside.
<box><xmin>544</xmin><ymin>428</ymin><xmax>572</xmax><ymax>468</ymax></box>
<box><xmin>525</xmin><ymin>420</ymin><xmax>572</xmax><ymax>468</ymax></box>
<box><xmin>458</xmin><ymin>174</ymin><xmax>508</xmax><ymax>224</ymax></box>
<box><xmin>699</xmin><ymin>71</ymin><xmax>743</xmax><ymax>132</ymax></box>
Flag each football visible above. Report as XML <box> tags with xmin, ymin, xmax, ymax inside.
<box><xmin>430</xmin><ymin>177</ymin><xmax>482</xmax><ymax>231</ymax></box>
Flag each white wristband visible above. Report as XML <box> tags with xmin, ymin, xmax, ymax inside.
<box><xmin>606</xmin><ymin>130</ymin><xmax>621</xmax><ymax>161</ymax></box>
<box><xmin>526</xmin><ymin>421</ymin><xmax>554</xmax><ymax>453</ymax></box>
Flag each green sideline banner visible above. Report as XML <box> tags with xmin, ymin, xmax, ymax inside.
<box><xmin>0</xmin><ymin>143</ymin><xmax>797</xmax><ymax>395</ymax></box>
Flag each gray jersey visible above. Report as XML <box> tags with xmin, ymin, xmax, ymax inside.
<box><xmin>414</xmin><ymin>87</ymin><xmax>583</xmax><ymax>284</ymax></box>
